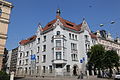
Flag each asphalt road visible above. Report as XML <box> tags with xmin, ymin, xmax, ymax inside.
<box><xmin>16</xmin><ymin>76</ymin><xmax>113</xmax><ymax>80</ymax></box>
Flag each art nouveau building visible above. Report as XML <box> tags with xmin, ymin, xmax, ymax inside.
<box><xmin>16</xmin><ymin>10</ymin><xmax>97</xmax><ymax>76</ymax></box>
<box><xmin>96</xmin><ymin>30</ymin><xmax>120</xmax><ymax>56</ymax></box>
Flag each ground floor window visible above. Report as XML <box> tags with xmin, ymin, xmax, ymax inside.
<box><xmin>36</xmin><ymin>66</ymin><xmax>39</xmax><ymax>73</ymax></box>
<box><xmin>49</xmin><ymin>65</ymin><xmax>52</xmax><ymax>73</ymax></box>
<box><xmin>56</xmin><ymin>64</ymin><xmax>62</xmax><ymax>68</ymax></box>
<box><xmin>66</xmin><ymin>65</ymin><xmax>70</xmax><ymax>72</ymax></box>
<box><xmin>43</xmin><ymin>66</ymin><xmax>46</xmax><ymax>73</ymax></box>
<box><xmin>25</xmin><ymin>67</ymin><xmax>27</xmax><ymax>74</ymax></box>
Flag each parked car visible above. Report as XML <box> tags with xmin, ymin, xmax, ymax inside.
<box><xmin>114</xmin><ymin>72</ymin><xmax>120</xmax><ymax>80</ymax></box>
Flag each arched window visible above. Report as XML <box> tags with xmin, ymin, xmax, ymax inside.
<box><xmin>57</xmin><ymin>31</ymin><xmax>60</xmax><ymax>35</ymax></box>
<box><xmin>0</xmin><ymin>9</ymin><xmax>2</xmax><ymax>16</ymax></box>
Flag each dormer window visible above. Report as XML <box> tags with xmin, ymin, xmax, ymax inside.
<box><xmin>66</xmin><ymin>22</ymin><xmax>74</xmax><ymax>27</ymax></box>
<box><xmin>57</xmin><ymin>31</ymin><xmax>60</xmax><ymax>35</ymax></box>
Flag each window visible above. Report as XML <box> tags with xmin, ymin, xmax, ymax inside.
<box><xmin>26</xmin><ymin>51</ymin><xmax>29</xmax><ymax>57</ymax></box>
<box><xmin>56</xmin><ymin>52</ymin><xmax>61</xmax><ymax>60</ymax></box>
<box><xmin>57</xmin><ymin>31</ymin><xmax>60</xmax><ymax>35</ymax></box>
<box><xmin>69</xmin><ymin>33</ymin><xmax>71</xmax><ymax>39</ymax></box>
<box><xmin>75</xmin><ymin>35</ymin><xmax>77</xmax><ymax>40</ymax></box>
<box><xmin>43</xmin><ymin>55</ymin><xmax>46</xmax><ymax>62</ymax></box>
<box><xmin>56</xmin><ymin>64</ymin><xmax>62</xmax><ymax>68</ymax></box>
<box><xmin>71</xmin><ymin>54</ymin><xmax>78</xmax><ymax>61</ymax></box>
<box><xmin>72</xmin><ymin>34</ymin><xmax>74</xmax><ymax>39</ymax></box>
<box><xmin>66</xmin><ymin>65</ymin><xmax>70</xmax><ymax>72</ymax></box>
<box><xmin>25</xmin><ymin>67</ymin><xmax>27</xmax><ymax>74</ymax></box>
<box><xmin>85</xmin><ymin>35</ymin><xmax>88</xmax><ymax>41</ymax></box>
<box><xmin>43</xmin><ymin>45</ymin><xmax>46</xmax><ymax>52</ymax></box>
<box><xmin>49</xmin><ymin>65</ymin><xmax>52</xmax><ymax>73</ymax></box>
<box><xmin>19</xmin><ymin>60</ymin><xmax>21</xmax><ymax>65</ymax></box>
<box><xmin>37</xmin><ymin>46</ymin><xmax>40</xmax><ymax>53</ymax></box>
<box><xmin>37</xmin><ymin>38</ymin><xmax>40</xmax><ymax>43</ymax></box>
<box><xmin>43</xmin><ymin>36</ymin><xmax>46</xmax><ymax>42</ymax></box>
<box><xmin>56</xmin><ymin>40</ymin><xmax>61</xmax><ymax>47</ymax></box>
<box><xmin>66</xmin><ymin>22</ymin><xmax>74</xmax><ymax>27</ymax></box>
<box><xmin>43</xmin><ymin>66</ymin><xmax>46</xmax><ymax>73</ymax></box>
<box><xmin>71</xmin><ymin>43</ymin><xmax>77</xmax><ymax>50</ymax></box>
<box><xmin>25</xmin><ymin>59</ymin><xmax>28</xmax><ymax>65</ymax></box>
<box><xmin>20</xmin><ymin>53</ymin><xmax>22</xmax><ymax>58</ymax></box>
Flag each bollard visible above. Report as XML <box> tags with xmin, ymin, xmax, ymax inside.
<box><xmin>10</xmin><ymin>71</ymin><xmax>14</xmax><ymax>80</ymax></box>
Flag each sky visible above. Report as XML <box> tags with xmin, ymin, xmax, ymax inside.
<box><xmin>6</xmin><ymin>0</ymin><xmax>120</xmax><ymax>50</ymax></box>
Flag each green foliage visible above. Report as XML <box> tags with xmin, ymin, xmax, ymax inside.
<box><xmin>0</xmin><ymin>71</ymin><xmax>9</xmax><ymax>80</ymax></box>
<box><xmin>103</xmin><ymin>50</ymin><xmax>119</xmax><ymax>69</ymax></box>
<box><xmin>88</xmin><ymin>44</ymin><xmax>120</xmax><ymax>73</ymax></box>
<box><xmin>88</xmin><ymin>44</ymin><xmax>105</xmax><ymax>69</ymax></box>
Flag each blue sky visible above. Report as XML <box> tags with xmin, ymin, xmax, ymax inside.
<box><xmin>6</xmin><ymin>0</ymin><xmax>120</xmax><ymax>50</ymax></box>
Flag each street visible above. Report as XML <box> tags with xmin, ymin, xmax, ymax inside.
<box><xmin>16</xmin><ymin>76</ymin><xmax>113</xmax><ymax>80</ymax></box>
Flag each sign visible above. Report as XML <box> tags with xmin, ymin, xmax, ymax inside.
<box><xmin>80</xmin><ymin>59</ymin><xmax>83</xmax><ymax>63</ymax></box>
<box><xmin>83</xmin><ymin>57</ymin><xmax>85</xmax><ymax>61</ymax></box>
<box><xmin>31</xmin><ymin>54</ymin><xmax>36</xmax><ymax>60</ymax></box>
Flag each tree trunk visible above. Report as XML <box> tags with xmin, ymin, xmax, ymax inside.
<box><xmin>116</xmin><ymin>66</ymin><xmax>119</xmax><ymax>72</ymax></box>
<box><xmin>97</xmin><ymin>68</ymin><xmax>101</xmax><ymax>78</ymax></box>
<box><xmin>109</xmin><ymin>67</ymin><xmax>113</xmax><ymax>78</ymax></box>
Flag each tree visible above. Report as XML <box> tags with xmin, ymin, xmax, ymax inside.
<box><xmin>88</xmin><ymin>44</ymin><xmax>105</xmax><ymax>76</ymax></box>
<box><xmin>103</xmin><ymin>50</ymin><xmax>120</xmax><ymax>77</ymax></box>
<box><xmin>0</xmin><ymin>71</ymin><xmax>9</xmax><ymax>80</ymax></box>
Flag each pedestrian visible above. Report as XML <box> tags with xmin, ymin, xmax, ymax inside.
<box><xmin>80</xmin><ymin>71</ymin><xmax>83</xmax><ymax>79</ymax></box>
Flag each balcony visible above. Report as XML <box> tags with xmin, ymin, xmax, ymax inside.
<box><xmin>71</xmin><ymin>49</ymin><xmax>78</xmax><ymax>54</ymax></box>
<box><xmin>52</xmin><ymin>59</ymin><xmax>67</xmax><ymax>64</ymax></box>
<box><xmin>52</xmin><ymin>35</ymin><xmax>66</xmax><ymax>39</ymax></box>
<box><xmin>55</xmin><ymin>46</ymin><xmax>62</xmax><ymax>50</ymax></box>
<box><xmin>53</xmin><ymin>46</ymin><xmax>66</xmax><ymax>50</ymax></box>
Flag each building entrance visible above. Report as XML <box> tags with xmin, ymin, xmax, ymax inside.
<box><xmin>73</xmin><ymin>65</ymin><xmax>78</xmax><ymax>76</ymax></box>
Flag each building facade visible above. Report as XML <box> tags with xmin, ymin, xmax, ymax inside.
<box><xmin>10</xmin><ymin>47</ymin><xmax>18</xmax><ymax>74</ymax></box>
<box><xmin>16</xmin><ymin>10</ymin><xmax>96</xmax><ymax>76</ymax></box>
<box><xmin>96</xmin><ymin>30</ymin><xmax>120</xmax><ymax>55</ymax></box>
<box><xmin>0</xmin><ymin>0</ymin><xmax>13</xmax><ymax>70</ymax></box>
<box><xmin>2</xmin><ymin>48</ymin><xmax>8</xmax><ymax>71</ymax></box>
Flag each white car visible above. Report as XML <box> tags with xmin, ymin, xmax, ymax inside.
<box><xmin>114</xmin><ymin>72</ymin><xmax>120</xmax><ymax>80</ymax></box>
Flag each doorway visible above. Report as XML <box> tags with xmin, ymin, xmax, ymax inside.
<box><xmin>73</xmin><ymin>65</ymin><xmax>78</xmax><ymax>76</ymax></box>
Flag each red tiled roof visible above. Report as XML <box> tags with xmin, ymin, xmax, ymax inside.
<box><xmin>42</xmin><ymin>19</ymin><xmax>57</xmax><ymax>31</ymax></box>
<box><xmin>89</xmin><ymin>33</ymin><xmax>97</xmax><ymax>39</ymax></box>
<box><xmin>42</xmin><ymin>15</ymin><xmax>82</xmax><ymax>31</ymax></box>
<box><xmin>19</xmin><ymin>35</ymin><xmax>37</xmax><ymax>45</ymax></box>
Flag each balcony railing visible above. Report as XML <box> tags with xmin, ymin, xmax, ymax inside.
<box><xmin>52</xmin><ymin>35</ymin><xmax>66</xmax><ymax>39</ymax></box>
<box><xmin>52</xmin><ymin>59</ymin><xmax>67</xmax><ymax>64</ymax></box>
<box><xmin>55</xmin><ymin>46</ymin><xmax>62</xmax><ymax>50</ymax></box>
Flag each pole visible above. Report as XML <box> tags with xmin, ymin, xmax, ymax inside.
<box><xmin>10</xmin><ymin>71</ymin><xmax>14</xmax><ymax>80</ymax></box>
